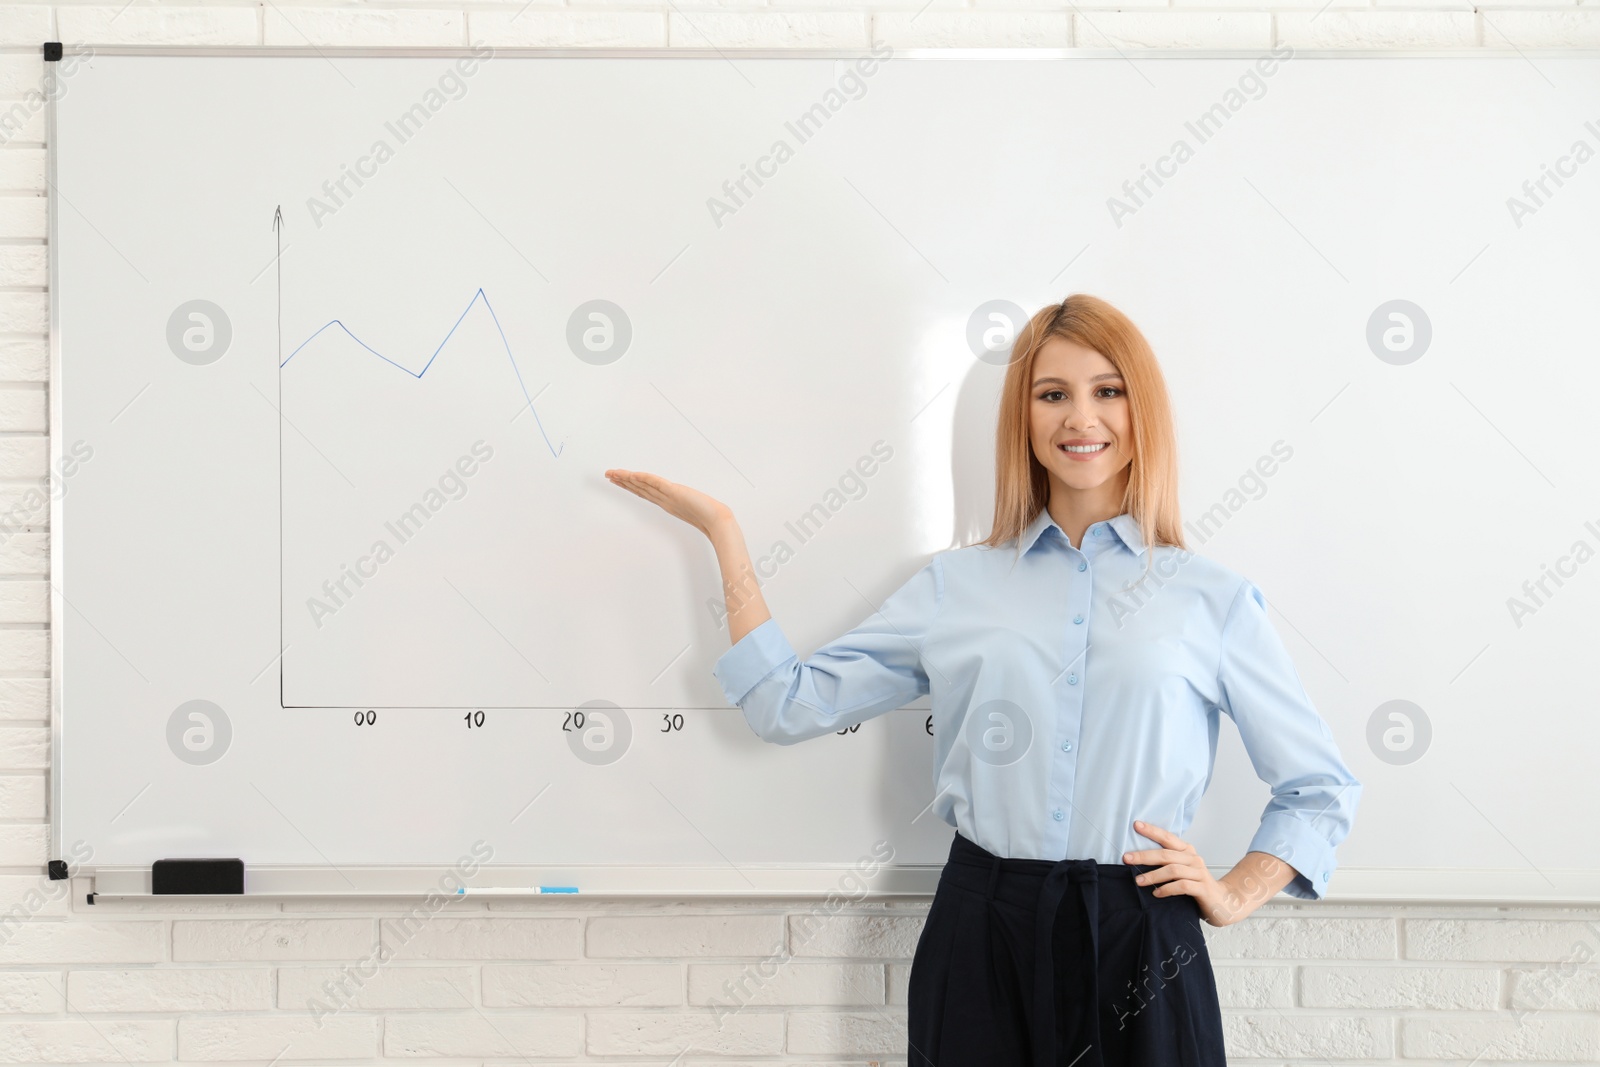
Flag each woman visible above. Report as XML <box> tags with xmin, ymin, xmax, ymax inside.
<box><xmin>605</xmin><ymin>293</ymin><xmax>1361</xmax><ymax>1067</ymax></box>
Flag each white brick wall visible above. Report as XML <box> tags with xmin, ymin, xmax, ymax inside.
<box><xmin>5</xmin><ymin>2</ymin><xmax>1600</xmax><ymax>1062</ymax></box>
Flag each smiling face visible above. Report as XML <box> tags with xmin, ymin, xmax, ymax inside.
<box><xmin>1028</xmin><ymin>335</ymin><xmax>1134</xmax><ymax>499</ymax></box>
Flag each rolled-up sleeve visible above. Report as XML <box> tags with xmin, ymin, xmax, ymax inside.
<box><xmin>711</xmin><ymin>555</ymin><xmax>943</xmax><ymax>745</ymax></box>
<box><xmin>1217</xmin><ymin>578</ymin><xmax>1362</xmax><ymax>901</ymax></box>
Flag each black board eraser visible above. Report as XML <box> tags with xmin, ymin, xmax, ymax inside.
<box><xmin>152</xmin><ymin>858</ymin><xmax>244</xmax><ymax>895</ymax></box>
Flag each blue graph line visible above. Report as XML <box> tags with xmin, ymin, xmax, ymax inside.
<box><xmin>280</xmin><ymin>288</ymin><xmax>564</xmax><ymax>458</ymax></box>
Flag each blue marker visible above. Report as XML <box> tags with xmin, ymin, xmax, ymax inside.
<box><xmin>456</xmin><ymin>886</ymin><xmax>579</xmax><ymax>895</ymax></box>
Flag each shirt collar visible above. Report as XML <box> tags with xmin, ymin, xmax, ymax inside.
<box><xmin>1015</xmin><ymin>508</ymin><xmax>1147</xmax><ymax>558</ymax></box>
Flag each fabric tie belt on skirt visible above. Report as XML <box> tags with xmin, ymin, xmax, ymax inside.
<box><xmin>949</xmin><ymin>835</ymin><xmax>1151</xmax><ymax>1067</ymax></box>
<box><xmin>1031</xmin><ymin>858</ymin><xmax>1149</xmax><ymax>1067</ymax></box>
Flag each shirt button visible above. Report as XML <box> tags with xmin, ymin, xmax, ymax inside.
<box><xmin>1078</xmin><ymin>561</ymin><xmax>1087</xmax><ymax>572</ymax></box>
<box><xmin>1322</xmin><ymin>871</ymin><xmax>1330</xmax><ymax>882</ymax></box>
<box><xmin>1052</xmin><ymin>808</ymin><xmax>1064</xmax><ymax>821</ymax></box>
<box><xmin>1094</xmin><ymin>526</ymin><xmax>1105</xmax><ymax>536</ymax></box>
<box><xmin>1073</xmin><ymin>614</ymin><xmax>1084</xmax><ymax>625</ymax></box>
<box><xmin>1067</xmin><ymin>672</ymin><xmax>1078</xmax><ymax>685</ymax></box>
<box><xmin>1061</xmin><ymin>739</ymin><xmax>1073</xmax><ymax>752</ymax></box>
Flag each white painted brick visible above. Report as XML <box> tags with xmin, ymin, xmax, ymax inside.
<box><xmin>0</xmin><ymin>872</ymin><xmax>70</xmax><ymax>918</ymax></box>
<box><xmin>0</xmin><ymin>55</ymin><xmax>43</xmax><ymax>97</ymax></box>
<box><xmin>1176</xmin><ymin>0</ymin><xmax>1364</xmax><ymax>7</ymax></box>
<box><xmin>690</xmin><ymin>961</ymin><xmax>884</xmax><ymax>1006</ymax></box>
<box><xmin>781</xmin><ymin>0</ymin><xmax>968</xmax><ymax>9</ymax></box>
<box><xmin>484</xmin><ymin>962</ymin><xmax>681</xmax><ymax>1006</ymax></box>
<box><xmin>0</xmin><ymin>387</ymin><xmax>46</xmax><ymax>431</ymax></box>
<box><xmin>0</xmin><ymin>288</ymin><xmax>45</xmax><ymax>331</ymax></box>
<box><xmin>0</xmin><ymin>339</ymin><xmax>46</xmax><ymax>382</ymax></box>
<box><xmin>1510</xmin><ymin>964</ymin><xmax>1600</xmax><ymax>1011</ymax></box>
<box><xmin>587</xmin><ymin>1011</ymin><xmax>783</xmax><ymax>1056</ymax></box>
<box><xmin>469</xmin><ymin>10</ymin><xmax>667</xmax><ymax>47</ymax></box>
<box><xmin>789</xmin><ymin>913</ymin><xmax>922</xmax><ymax>958</ymax></box>
<box><xmin>0</xmin><ymin>489</ymin><xmax>50</xmax><ymax>533</ymax></box>
<box><xmin>0</xmin><ymin>150</ymin><xmax>41</xmax><ymax>190</ymax></box>
<box><xmin>567</xmin><ymin>0</ymin><xmax>759</xmax><ymax>6</ymax></box>
<box><xmin>0</xmin><ymin>244</ymin><xmax>45</xmax><ymax>287</ymax></box>
<box><xmin>984</xmin><ymin>0</ymin><xmax>1164</xmax><ymax>9</ymax></box>
<box><xmin>382</xmin><ymin>915</ymin><xmax>580</xmax><ymax>959</ymax></box>
<box><xmin>0</xmin><ymin>511</ymin><xmax>46</xmax><ymax>544</ymax></box>
<box><xmin>172</xmin><ymin>918</ymin><xmax>376</xmax><ymax>961</ymax></box>
<box><xmin>787</xmin><ymin>1009</ymin><xmax>905</xmax><ymax>1054</ymax></box>
<box><xmin>660</xmin><ymin>1059</ymin><xmax>868</xmax><ymax>1067</ymax></box>
<box><xmin>0</xmin><ymin>447</ymin><xmax>46</xmax><ymax>492</ymax></box>
<box><xmin>0</xmin><ymin>7</ymin><xmax>50</xmax><ymax>48</ymax></box>
<box><xmin>1276</xmin><ymin>10</ymin><xmax>1478</xmax><ymax>48</ymax></box>
<box><xmin>873</xmin><ymin>12</ymin><xmax>1069</xmax><ymax>48</ymax></box>
<box><xmin>0</xmin><ymin>822</ymin><xmax>45</xmax><ymax>865</ymax></box>
<box><xmin>264</xmin><ymin>6</ymin><xmax>465</xmax><ymax>47</ymax></box>
<box><xmin>0</xmin><ymin>436</ymin><xmax>45</xmax><ymax>477</ymax></box>
<box><xmin>1401</xmin><ymin>1014</ymin><xmax>1600</xmax><ymax>1060</ymax></box>
<box><xmin>383</xmin><ymin>1012</ymin><xmax>583</xmax><ymax>1058</ymax></box>
<box><xmin>1075</xmin><ymin>11</ymin><xmax>1272</xmax><ymax>48</ymax></box>
<box><xmin>0</xmin><ymin>194</ymin><xmax>44</xmax><ymax>234</ymax></box>
<box><xmin>1224</xmin><ymin>1013</ymin><xmax>1394</xmax><ymax>1059</ymax></box>
<box><xmin>0</xmin><ymin>771</ymin><xmax>45</xmax><ymax>816</ymax></box>
<box><xmin>1212</xmin><ymin>963</ymin><xmax>1292</xmax><ymax>1008</ymax></box>
<box><xmin>888</xmin><ymin>961</ymin><xmax>909</xmax><ymax>1004</ymax></box>
<box><xmin>0</xmin><ymin>675</ymin><xmax>50</xmax><ymax>717</ymax></box>
<box><xmin>11</xmin><ymin>441</ymin><xmax>49</xmax><ymax>487</ymax></box>
<box><xmin>277</xmin><ymin>964</ymin><xmax>474</xmax><ymax>1009</ymax></box>
<box><xmin>179</xmin><ymin>1015</ymin><xmax>377</xmax><ymax>1061</ymax></box>
<box><xmin>67</xmin><ymin>968</ymin><xmax>271</xmax><ymax>1011</ymax></box>
<box><xmin>1407</xmin><ymin>918</ymin><xmax>1596</xmax><ymax>962</ymax></box>
<box><xmin>0</xmin><ymin>1019</ymin><xmax>171</xmax><ymax>1063</ymax></box>
<box><xmin>0</xmin><ymin>99</ymin><xmax>44</xmax><ymax>148</ymax></box>
<box><xmin>0</xmin><ymin>579</ymin><xmax>47</xmax><ymax>622</ymax></box>
<box><xmin>0</xmin><ymin>969</ymin><xmax>63</xmax><ymax>1012</ymax></box>
<box><xmin>669</xmin><ymin>11</ymin><xmax>869</xmax><ymax>48</ymax></box>
<box><xmin>1302</xmin><ymin>964</ymin><xmax>1499</xmax><ymax>1009</ymax></box>
<box><xmin>1205</xmin><ymin>916</ymin><xmax>1396</xmax><ymax>959</ymax></box>
<box><xmin>589</xmin><ymin>914</ymin><xmax>785</xmax><ymax>957</ymax></box>
<box><xmin>56</xmin><ymin>6</ymin><xmax>258</xmax><ymax>47</ymax></box>
<box><xmin>0</xmin><ymin>921</ymin><xmax>164</xmax><ymax>964</ymax></box>
<box><xmin>1481</xmin><ymin>9</ymin><xmax>1600</xmax><ymax>46</ymax></box>
<box><xmin>0</xmin><ymin>724</ymin><xmax>46</xmax><ymax>766</ymax></box>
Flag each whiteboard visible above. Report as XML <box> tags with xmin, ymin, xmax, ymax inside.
<box><xmin>52</xmin><ymin>47</ymin><xmax>1600</xmax><ymax>899</ymax></box>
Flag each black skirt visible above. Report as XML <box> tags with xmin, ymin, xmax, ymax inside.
<box><xmin>907</xmin><ymin>832</ymin><xmax>1226</xmax><ymax>1067</ymax></box>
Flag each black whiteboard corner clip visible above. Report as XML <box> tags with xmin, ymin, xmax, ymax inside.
<box><xmin>43</xmin><ymin>42</ymin><xmax>62</xmax><ymax>62</ymax></box>
<box><xmin>47</xmin><ymin>859</ymin><xmax>68</xmax><ymax>880</ymax></box>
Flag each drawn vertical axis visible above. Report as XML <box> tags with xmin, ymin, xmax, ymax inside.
<box><xmin>274</xmin><ymin>205</ymin><xmax>284</xmax><ymax>708</ymax></box>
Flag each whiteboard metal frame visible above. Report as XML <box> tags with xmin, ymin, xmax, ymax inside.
<box><xmin>31</xmin><ymin>45</ymin><xmax>1600</xmax><ymax>57</ymax></box>
<box><xmin>47</xmin><ymin>45</ymin><xmax>1600</xmax><ymax>901</ymax></box>
<box><xmin>46</xmin><ymin>46</ymin><xmax>65</xmax><ymax>884</ymax></box>
<box><xmin>79</xmin><ymin>865</ymin><xmax>1600</xmax><ymax>904</ymax></box>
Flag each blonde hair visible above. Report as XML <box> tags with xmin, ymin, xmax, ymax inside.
<box><xmin>979</xmin><ymin>293</ymin><xmax>1186</xmax><ymax>554</ymax></box>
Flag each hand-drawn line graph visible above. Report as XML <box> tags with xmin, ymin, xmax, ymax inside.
<box><xmin>272</xmin><ymin>203</ymin><xmax>567</xmax><ymax>708</ymax></box>
<box><xmin>279</xmin><ymin>286</ymin><xmax>564</xmax><ymax>459</ymax></box>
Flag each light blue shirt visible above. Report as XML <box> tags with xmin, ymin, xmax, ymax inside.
<box><xmin>712</xmin><ymin>508</ymin><xmax>1361</xmax><ymax>900</ymax></box>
